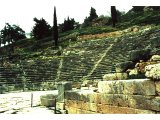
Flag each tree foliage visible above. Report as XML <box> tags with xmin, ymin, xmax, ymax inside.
<box><xmin>111</xmin><ymin>6</ymin><xmax>117</xmax><ymax>27</ymax></box>
<box><xmin>53</xmin><ymin>6</ymin><xmax>58</xmax><ymax>47</ymax></box>
<box><xmin>132</xmin><ymin>6</ymin><xmax>145</xmax><ymax>12</ymax></box>
<box><xmin>82</xmin><ymin>7</ymin><xmax>98</xmax><ymax>27</ymax></box>
<box><xmin>89</xmin><ymin>7</ymin><xmax>98</xmax><ymax>22</ymax></box>
<box><xmin>31</xmin><ymin>18</ymin><xmax>52</xmax><ymax>39</ymax></box>
<box><xmin>61</xmin><ymin>17</ymin><xmax>76</xmax><ymax>32</ymax></box>
<box><xmin>132</xmin><ymin>6</ymin><xmax>160</xmax><ymax>12</ymax></box>
<box><xmin>0</xmin><ymin>23</ymin><xmax>26</xmax><ymax>46</ymax></box>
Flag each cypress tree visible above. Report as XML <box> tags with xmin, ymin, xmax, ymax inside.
<box><xmin>53</xmin><ymin>6</ymin><xmax>58</xmax><ymax>47</ymax></box>
<box><xmin>111</xmin><ymin>6</ymin><xmax>117</xmax><ymax>27</ymax></box>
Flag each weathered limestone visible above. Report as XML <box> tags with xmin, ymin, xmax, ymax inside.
<box><xmin>145</xmin><ymin>63</ymin><xmax>160</xmax><ymax>80</ymax></box>
<box><xmin>82</xmin><ymin>80</ymin><xmax>93</xmax><ymax>87</ymax></box>
<box><xmin>99</xmin><ymin>94</ymin><xmax>160</xmax><ymax>111</ymax></box>
<box><xmin>56</xmin><ymin>102</ymin><xmax>65</xmax><ymax>110</ymax></box>
<box><xmin>103</xmin><ymin>73</ymin><xmax>128</xmax><ymax>81</ymax></box>
<box><xmin>65</xmin><ymin>100</ymin><xmax>156</xmax><ymax>114</ymax></box>
<box><xmin>155</xmin><ymin>81</ymin><xmax>160</xmax><ymax>93</ymax></box>
<box><xmin>40</xmin><ymin>94</ymin><xmax>57</xmax><ymax>107</ymax></box>
<box><xmin>98</xmin><ymin>79</ymin><xmax>156</xmax><ymax>95</ymax></box>
<box><xmin>65</xmin><ymin>90</ymin><xmax>160</xmax><ymax>112</ymax></box>
<box><xmin>97</xmin><ymin>104</ymin><xmax>155</xmax><ymax>114</ymax></box>
<box><xmin>150</xmin><ymin>55</ymin><xmax>160</xmax><ymax>62</ymax></box>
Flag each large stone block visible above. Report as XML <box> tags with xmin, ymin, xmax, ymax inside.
<box><xmin>88</xmin><ymin>93</ymin><xmax>101</xmax><ymax>104</ymax></box>
<box><xmin>81</xmin><ymin>101</ymin><xmax>90</xmax><ymax>110</ymax></box>
<box><xmin>103</xmin><ymin>73</ymin><xmax>128</xmax><ymax>81</ymax></box>
<box><xmin>56</xmin><ymin>102</ymin><xmax>65</xmax><ymax>110</ymax></box>
<box><xmin>150</xmin><ymin>97</ymin><xmax>160</xmax><ymax>111</ymax></box>
<box><xmin>40</xmin><ymin>94</ymin><xmax>57</xmax><ymax>107</ymax></box>
<box><xmin>145</xmin><ymin>63</ymin><xmax>160</xmax><ymax>80</ymax></box>
<box><xmin>88</xmin><ymin>103</ymin><xmax>98</xmax><ymax>112</ymax></box>
<box><xmin>65</xmin><ymin>106</ymin><xmax>77</xmax><ymax>114</ymax></box>
<box><xmin>65</xmin><ymin>100</ymin><xmax>77</xmax><ymax>108</ymax></box>
<box><xmin>98</xmin><ymin>94</ymin><xmax>160</xmax><ymax>111</ymax></box>
<box><xmin>155</xmin><ymin>81</ymin><xmax>160</xmax><ymax>93</ymax></box>
<box><xmin>150</xmin><ymin>55</ymin><xmax>160</xmax><ymax>62</ymax></box>
<box><xmin>97</xmin><ymin>104</ymin><xmax>155</xmax><ymax>114</ymax></box>
<box><xmin>65</xmin><ymin>90</ymin><xmax>82</xmax><ymax>100</ymax></box>
<box><xmin>98</xmin><ymin>79</ymin><xmax>156</xmax><ymax>95</ymax></box>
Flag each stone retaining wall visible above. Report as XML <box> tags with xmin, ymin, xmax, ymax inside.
<box><xmin>65</xmin><ymin>79</ymin><xmax>160</xmax><ymax>114</ymax></box>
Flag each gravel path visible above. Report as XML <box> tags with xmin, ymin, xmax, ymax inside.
<box><xmin>0</xmin><ymin>90</ymin><xmax>58</xmax><ymax>114</ymax></box>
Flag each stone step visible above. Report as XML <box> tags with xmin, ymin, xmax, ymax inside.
<box><xmin>98</xmin><ymin>79</ymin><xmax>156</xmax><ymax>95</ymax></box>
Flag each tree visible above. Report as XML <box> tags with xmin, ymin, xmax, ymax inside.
<box><xmin>53</xmin><ymin>6</ymin><xmax>58</xmax><ymax>47</ymax></box>
<box><xmin>0</xmin><ymin>35</ymin><xmax>2</xmax><ymax>47</ymax></box>
<box><xmin>0</xmin><ymin>23</ymin><xmax>26</xmax><ymax>53</ymax></box>
<box><xmin>31</xmin><ymin>18</ymin><xmax>51</xmax><ymax>39</ymax></box>
<box><xmin>82</xmin><ymin>7</ymin><xmax>98</xmax><ymax>27</ymax></box>
<box><xmin>132</xmin><ymin>6</ymin><xmax>145</xmax><ymax>12</ymax></box>
<box><xmin>0</xmin><ymin>23</ymin><xmax>26</xmax><ymax>46</ymax></box>
<box><xmin>61</xmin><ymin>17</ymin><xmax>76</xmax><ymax>32</ymax></box>
<box><xmin>89</xmin><ymin>7</ymin><xmax>98</xmax><ymax>22</ymax></box>
<box><xmin>111</xmin><ymin>6</ymin><xmax>117</xmax><ymax>27</ymax></box>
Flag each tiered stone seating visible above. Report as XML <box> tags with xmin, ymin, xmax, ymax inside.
<box><xmin>59</xmin><ymin>39</ymin><xmax>112</xmax><ymax>82</ymax></box>
<box><xmin>0</xmin><ymin>58</ymin><xmax>60</xmax><ymax>91</ymax></box>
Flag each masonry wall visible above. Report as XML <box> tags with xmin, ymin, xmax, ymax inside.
<box><xmin>65</xmin><ymin>79</ymin><xmax>160</xmax><ymax>114</ymax></box>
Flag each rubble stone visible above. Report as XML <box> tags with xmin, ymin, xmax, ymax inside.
<box><xmin>145</xmin><ymin>63</ymin><xmax>160</xmax><ymax>80</ymax></box>
<box><xmin>150</xmin><ymin>55</ymin><xmax>160</xmax><ymax>62</ymax></box>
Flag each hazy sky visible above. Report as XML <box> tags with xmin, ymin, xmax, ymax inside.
<box><xmin>0</xmin><ymin>0</ymin><xmax>158</xmax><ymax>34</ymax></box>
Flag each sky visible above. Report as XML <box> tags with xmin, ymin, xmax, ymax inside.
<box><xmin>0</xmin><ymin>0</ymin><xmax>158</xmax><ymax>34</ymax></box>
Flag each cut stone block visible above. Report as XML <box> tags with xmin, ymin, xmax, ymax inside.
<box><xmin>155</xmin><ymin>81</ymin><xmax>160</xmax><ymax>93</ymax></box>
<box><xmin>40</xmin><ymin>94</ymin><xmax>56</xmax><ymax>107</ymax></box>
<box><xmin>145</xmin><ymin>63</ymin><xmax>160</xmax><ymax>80</ymax></box>
<box><xmin>150</xmin><ymin>97</ymin><xmax>160</xmax><ymax>111</ymax></box>
<box><xmin>65</xmin><ymin>106</ymin><xmax>77</xmax><ymax>114</ymax></box>
<box><xmin>65</xmin><ymin>100</ymin><xmax>77</xmax><ymax>108</ymax></box>
<box><xmin>98</xmin><ymin>79</ymin><xmax>156</xmax><ymax>95</ymax></box>
<box><xmin>97</xmin><ymin>104</ymin><xmax>155</xmax><ymax>114</ymax></box>
<box><xmin>98</xmin><ymin>94</ymin><xmax>160</xmax><ymax>111</ymax></box>
<box><xmin>150</xmin><ymin>55</ymin><xmax>160</xmax><ymax>62</ymax></box>
<box><xmin>88</xmin><ymin>93</ymin><xmax>100</xmax><ymax>104</ymax></box>
<box><xmin>103</xmin><ymin>73</ymin><xmax>128</xmax><ymax>81</ymax></box>
<box><xmin>88</xmin><ymin>103</ymin><xmax>98</xmax><ymax>112</ymax></box>
<box><xmin>56</xmin><ymin>102</ymin><xmax>65</xmax><ymax>110</ymax></box>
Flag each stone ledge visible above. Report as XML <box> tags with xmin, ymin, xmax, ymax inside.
<box><xmin>98</xmin><ymin>79</ymin><xmax>156</xmax><ymax>95</ymax></box>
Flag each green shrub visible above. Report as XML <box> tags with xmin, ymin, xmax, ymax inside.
<box><xmin>129</xmin><ymin>49</ymin><xmax>151</xmax><ymax>62</ymax></box>
<box><xmin>151</xmin><ymin>37</ymin><xmax>160</xmax><ymax>48</ymax></box>
<box><xmin>0</xmin><ymin>84</ymin><xmax>8</xmax><ymax>94</ymax></box>
<box><xmin>115</xmin><ymin>61</ymin><xmax>135</xmax><ymax>72</ymax></box>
